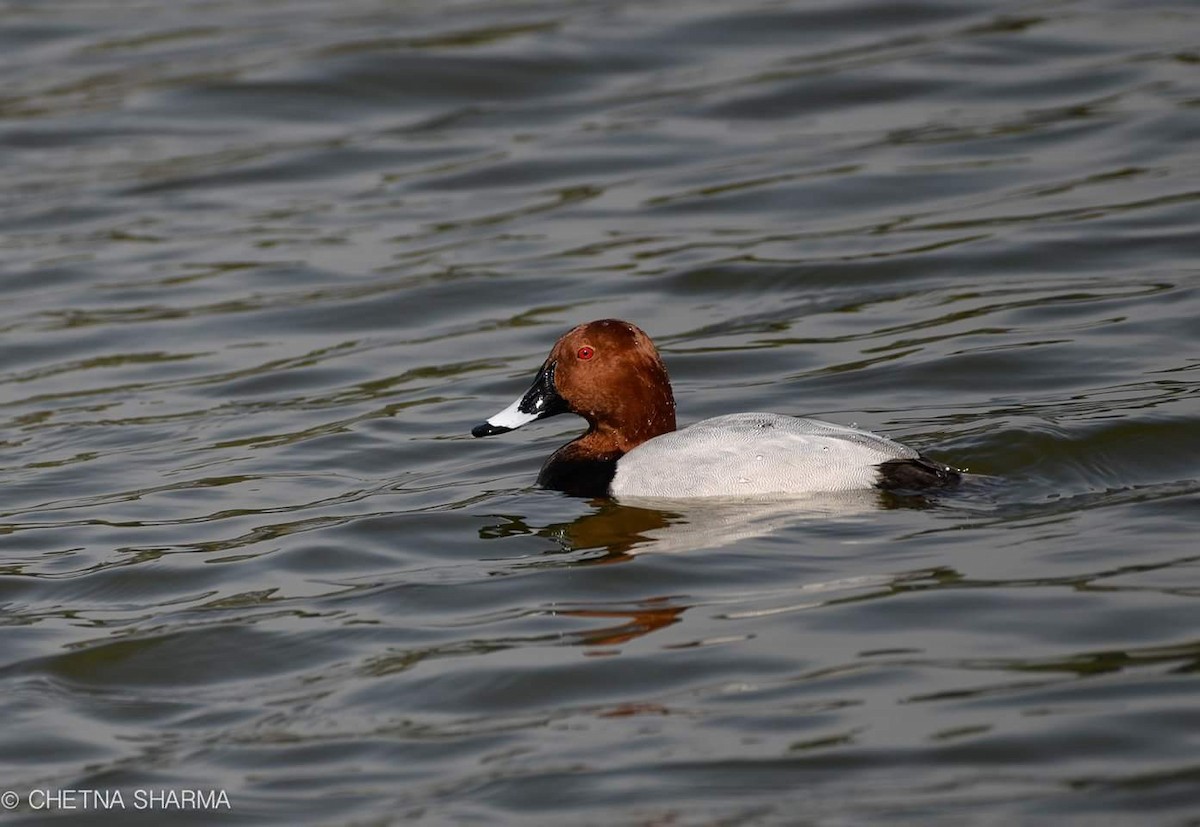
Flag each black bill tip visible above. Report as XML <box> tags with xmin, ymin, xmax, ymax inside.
<box><xmin>472</xmin><ymin>422</ymin><xmax>512</xmax><ymax>438</ymax></box>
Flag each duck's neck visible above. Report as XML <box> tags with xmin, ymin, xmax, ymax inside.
<box><xmin>585</xmin><ymin>384</ymin><xmax>677</xmax><ymax>454</ymax></box>
<box><xmin>538</xmin><ymin>394</ymin><xmax>675</xmax><ymax>498</ymax></box>
<box><xmin>574</xmin><ymin>419</ymin><xmax>670</xmax><ymax>456</ymax></box>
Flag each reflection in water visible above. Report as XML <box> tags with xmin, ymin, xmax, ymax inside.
<box><xmin>555</xmin><ymin>598</ymin><xmax>687</xmax><ymax>648</ymax></box>
<box><xmin>595</xmin><ymin>493</ymin><xmax>884</xmax><ymax>555</ymax></box>
<box><xmin>477</xmin><ymin>493</ymin><xmax>967</xmax><ymax>651</ymax></box>
<box><xmin>483</xmin><ymin>489</ymin><xmax>932</xmax><ymax>559</ymax></box>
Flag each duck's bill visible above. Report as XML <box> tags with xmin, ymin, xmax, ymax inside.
<box><xmin>472</xmin><ymin>360</ymin><xmax>568</xmax><ymax>438</ymax></box>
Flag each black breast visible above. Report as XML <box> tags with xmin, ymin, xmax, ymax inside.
<box><xmin>537</xmin><ymin>454</ymin><xmax>620</xmax><ymax>498</ymax></box>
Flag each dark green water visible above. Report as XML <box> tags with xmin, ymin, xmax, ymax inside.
<box><xmin>1</xmin><ymin>0</ymin><xmax>1197</xmax><ymax>824</ymax></box>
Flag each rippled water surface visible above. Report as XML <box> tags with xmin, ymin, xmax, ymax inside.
<box><xmin>2</xmin><ymin>0</ymin><xmax>1198</xmax><ymax>823</ymax></box>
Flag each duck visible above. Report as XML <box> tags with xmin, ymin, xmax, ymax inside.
<box><xmin>472</xmin><ymin>319</ymin><xmax>961</xmax><ymax>498</ymax></box>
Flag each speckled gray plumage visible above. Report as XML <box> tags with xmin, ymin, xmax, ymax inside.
<box><xmin>610</xmin><ymin>413</ymin><xmax>918</xmax><ymax>498</ymax></box>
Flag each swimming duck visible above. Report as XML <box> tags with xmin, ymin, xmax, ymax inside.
<box><xmin>472</xmin><ymin>319</ymin><xmax>960</xmax><ymax>498</ymax></box>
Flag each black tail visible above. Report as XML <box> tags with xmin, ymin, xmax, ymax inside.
<box><xmin>877</xmin><ymin>455</ymin><xmax>961</xmax><ymax>491</ymax></box>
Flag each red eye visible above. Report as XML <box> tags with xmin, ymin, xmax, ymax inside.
<box><xmin>577</xmin><ymin>346</ymin><xmax>594</xmax><ymax>360</ymax></box>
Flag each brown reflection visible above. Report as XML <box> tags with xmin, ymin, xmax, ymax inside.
<box><xmin>557</xmin><ymin>503</ymin><xmax>680</xmax><ymax>558</ymax></box>
<box><xmin>558</xmin><ymin>597</ymin><xmax>687</xmax><ymax>647</ymax></box>
<box><xmin>480</xmin><ymin>501</ymin><xmax>682</xmax><ymax>564</ymax></box>
<box><xmin>597</xmin><ymin>702</ymin><xmax>670</xmax><ymax>718</ymax></box>
<box><xmin>481</xmin><ymin>489</ymin><xmax>908</xmax><ymax>561</ymax></box>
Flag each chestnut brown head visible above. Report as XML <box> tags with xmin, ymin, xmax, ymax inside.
<box><xmin>472</xmin><ymin>319</ymin><xmax>676</xmax><ymax>452</ymax></box>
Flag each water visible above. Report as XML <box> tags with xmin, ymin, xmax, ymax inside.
<box><xmin>1</xmin><ymin>0</ymin><xmax>1197</xmax><ymax>823</ymax></box>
